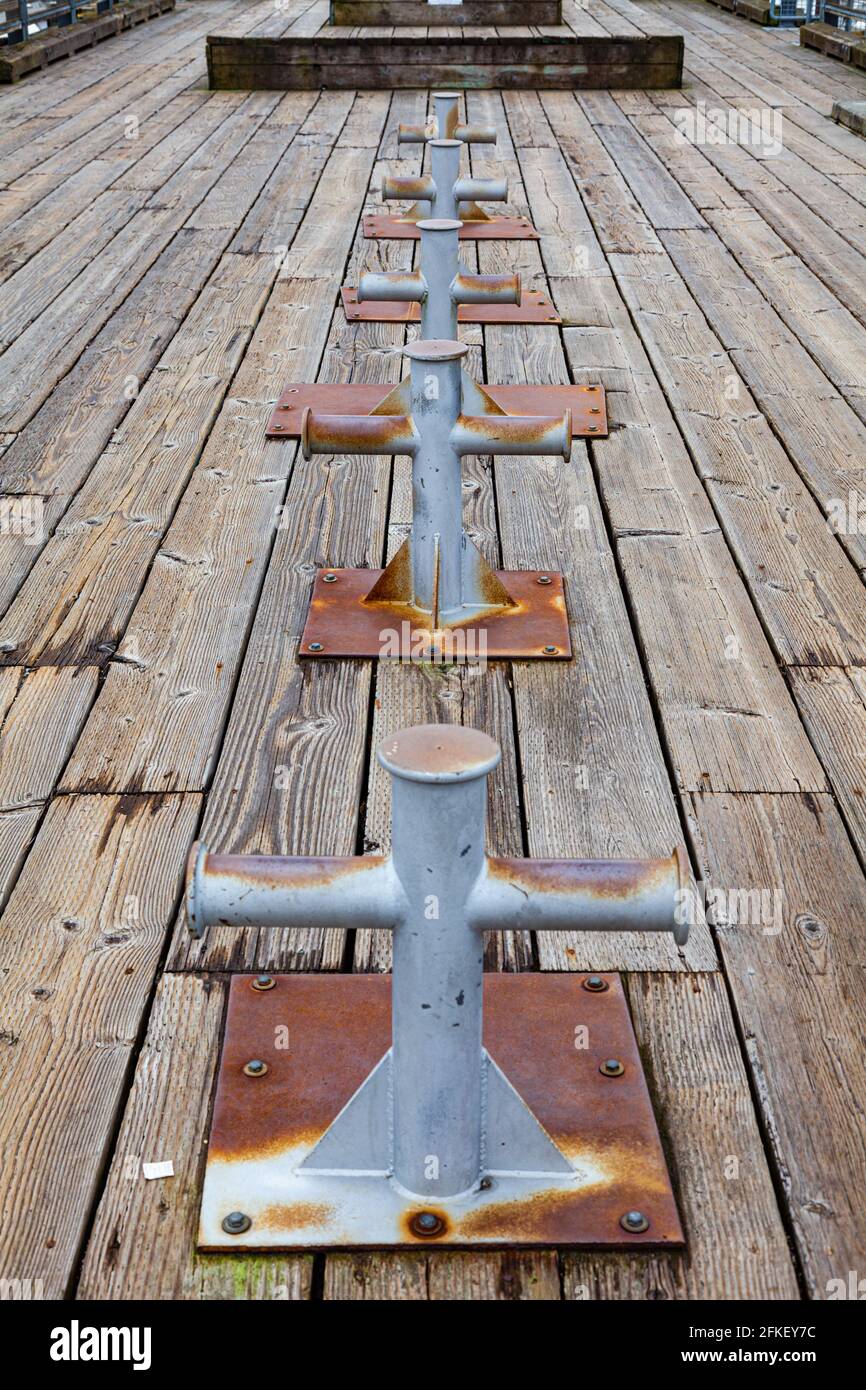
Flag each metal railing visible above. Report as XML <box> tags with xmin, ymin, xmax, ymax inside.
<box><xmin>1</xmin><ymin>0</ymin><xmax>115</xmax><ymax>45</ymax></box>
<box><xmin>768</xmin><ymin>0</ymin><xmax>821</xmax><ymax>24</ymax></box>
<box><xmin>815</xmin><ymin>0</ymin><xmax>866</xmax><ymax>29</ymax></box>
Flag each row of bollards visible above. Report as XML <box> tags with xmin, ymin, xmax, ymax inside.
<box><xmin>190</xmin><ymin>95</ymin><xmax>690</xmax><ymax>1253</ymax></box>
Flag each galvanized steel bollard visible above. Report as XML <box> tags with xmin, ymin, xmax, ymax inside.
<box><xmin>298</xmin><ymin>338</ymin><xmax>573</xmax><ymax>659</ymax></box>
<box><xmin>382</xmin><ymin>137</ymin><xmax>506</xmax><ymax>223</ymax></box>
<box><xmin>397</xmin><ymin>92</ymin><xmax>497</xmax><ymax>147</ymax></box>
<box><xmin>358</xmin><ymin>218</ymin><xmax>519</xmax><ymax>339</ymax></box>
<box><xmin>191</xmin><ymin>724</ymin><xmax>689</xmax><ymax>1249</ymax></box>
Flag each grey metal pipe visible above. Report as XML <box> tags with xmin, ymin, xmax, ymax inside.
<box><xmin>301</xmin><ymin>411</ymin><xmax>417</xmax><ymax>461</ymax></box>
<box><xmin>384</xmin><ymin>730</ymin><xmax>497</xmax><ymax>1196</ymax></box>
<box><xmin>185</xmin><ymin>844</ymin><xmax>403</xmax><ymax>938</ymax></box>
<box><xmin>469</xmin><ymin>850</ymin><xmax>690</xmax><ymax>946</ymax></box>
<box><xmin>453</xmin><ymin>412</ymin><xmax>572</xmax><ymax>460</ymax></box>
<box><xmin>357</xmin><ymin>269</ymin><xmax>425</xmax><ymax>304</ymax></box>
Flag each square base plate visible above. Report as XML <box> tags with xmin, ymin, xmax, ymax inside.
<box><xmin>341</xmin><ymin>286</ymin><xmax>561</xmax><ymax>325</ymax></box>
<box><xmin>267</xmin><ymin>382</ymin><xmax>607</xmax><ymax>439</ymax></box>
<box><xmin>299</xmin><ymin>568</ymin><xmax>572</xmax><ymax>662</ymax></box>
<box><xmin>199</xmin><ymin>973</ymin><xmax>684</xmax><ymax>1250</ymax></box>
<box><xmin>363</xmin><ymin>213</ymin><xmax>539</xmax><ymax>240</ymax></box>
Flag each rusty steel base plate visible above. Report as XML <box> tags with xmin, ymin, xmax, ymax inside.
<box><xmin>198</xmin><ymin>973</ymin><xmax>684</xmax><ymax>1251</ymax></box>
<box><xmin>363</xmin><ymin>213</ymin><xmax>539</xmax><ymax>240</ymax></box>
<box><xmin>299</xmin><ymin>568</ymin><xmax>571</xmax><ymax>662</ymax></box>
<box><xmin>267</xmin><ymin>382</ymin><xmax>607</xmax><ymax>439</ymax></box>
<box><xmin>341</xmin><ymin>286</ymin><xmax>561</xmax><ymax>325</ymax></box>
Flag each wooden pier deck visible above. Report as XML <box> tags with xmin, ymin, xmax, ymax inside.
<box><xmin>1</xmin><ymin>0</ymin><xmax>865</xmax><ymax>1301</ymax></box>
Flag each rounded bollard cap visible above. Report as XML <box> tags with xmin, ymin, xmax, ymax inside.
<box><xmin>378</xmin><ymin>724</ymin><xmax>501</xmax><ymax>784</ymax></box>
<box><xmin>404</xmin><ymin>339</ymin><xmax>469</xmax><ymax>364</ymax></box>
<box><xmin>415</xmin><ymin>219</ymin><xmax>463</xmax><ymax>233</ymax></box>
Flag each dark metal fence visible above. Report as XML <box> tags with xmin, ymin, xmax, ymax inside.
<box><xmin>1</xmin><ymin>0</ymin><xmax>115</xmax><ymax>45</ymax></box>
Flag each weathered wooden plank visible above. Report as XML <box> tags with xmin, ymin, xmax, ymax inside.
<box><xmin>77</xmin><ymin>973</ymin><xmax>313</xmax><ymax>1300</ymax></box>
<box><xmin>614</xmin><ymin>106</ymin><xmax>866</xmax><ymax>426</ymax></box>
<box><xmin>326</xmin><ymin>1247</ymin><xmax>562</xmax><ymax>1298</ymax></box>
<box><xmin>332</xmin><ymin>0</ymin><xmax>560</xmax><ymax>19</ymax></box>
<box><xmin>61</xmin><ymin>110</ymin><xmax>388</xmax><ymax>795</ymax></box>
<box><xmin>0</xmin><ymin>792</ymin><xmax>200</xmax><ymax>1297</ymax></box>
<box><xmin>564</xmin><ymin>973</ymin><xmax>800</xmax><ymax>1299</ymax></box>
<box><xmin>0</xmin><ymin>805</ymin><xmax>40</xmax><ymax>913</ymax></box>
<box><xmin>0</xmin><ymin>666</ymin><xmax>98</xmax><ymax>810</ymax></box>
<box><xmin>475</xmin><ymin>97</ymin><xmax>715</xmax><ymax>971</ymax></box>
<box><xmin>787</xmin><ymin>665</ymin><xmax>866</xmax><ymax>864</ymax></box>
<box><xmin>542</xmin><ymin>92</ymin><xmax>866</xmax><ymax>668</ymax></box>
<box><xmin>0</xmin><ymin>93</ymin><xmax>284</xmax><ymax>434</ymax></box>
<box><xmin>688</xmin><ymin>791</ymin><xmax>866</xmax><ymax>1296</ymax></box>
<box><xmin>0</xmin><ymin>250</ymin><xmax>279</xmax><ymax>669</ymax></box>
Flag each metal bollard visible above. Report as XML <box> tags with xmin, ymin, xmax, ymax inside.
<box><xmin>358</xmin><ymin>218</ymin><xmax>520</xmax><ymax>339</ymax></box>
<box><xmin>191</xmin><ymin>724</ymin><xmax>690</xmax><ymax>1247</ymax></box>
<box><xmin>298</xmin><ymin>339</ymin><xmax>572</xmax><ymax>658</ymax></box>
<box><xmin>398</xmin><ymin>92</ymin><xmax>497</xmax><ymax>147</ymax></box>
<box><xmin>382</xmin><ymin>138</ymin><xmax>507</xmax><ymax>223</ymax></box>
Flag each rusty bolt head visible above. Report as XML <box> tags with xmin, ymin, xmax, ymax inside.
<box><xmin>409</xmin><ymin>1210</ymin><xmax>446</xmax><ymax>1239</ymax></box>
<box><xmin>243</xmin><ymin>1059</ymin><xmax>268</xmax><ymax>1077</ymax></box>
<box><xmin>222</xmin><ymin>1211</ymin><xmax>252</xmax><ymax>1235</ymax></box>
<box><xmin>251</xmin><ymin>974</ymin><xmax>275</xmax><ymax>992</ymax></box>
<box><xmin>600</xmin><ymin>1058</ymin><xmax>625</xmax><ymax>1077</ymax></box>
<box><xmin>620</xmin><ymin>1210</ymin><xmax>649</xmax><ymax>1234</ymax></box>
<box><xmin>582</xmin><ymin>975</ymin><xmax>608</xmax><ymax>993</ymax></box>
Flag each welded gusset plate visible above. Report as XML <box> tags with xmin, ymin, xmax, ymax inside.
<box><xmin>298</xmin><ymin>568</ymin><xmax>571</xmax><ymax>662</ymax></box>
<box><xmin>199</xmin><ymin>973</ymin><xmax>684</xmax><ymax>1250</ymax></box>
<box><xmin>363</xmin><ymin>213</ymin><xmax>539</xmax><ymax>241</ymax></box>
<box><xmin>340</xmin><ymin>287</ymin><xmax>561</xmax><ymax>326</ymax></box>
<box><xmin>267</xmin><ymin>382</ymin><xmax>607</xmax><ymax>439</ymax></box>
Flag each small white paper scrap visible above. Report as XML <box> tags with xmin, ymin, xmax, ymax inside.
<box><xmin>142</xmin><ymin>1160</ymin><xmax>175</xmax><ymax>1181</ymax></box>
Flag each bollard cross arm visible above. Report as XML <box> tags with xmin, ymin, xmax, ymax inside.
<box><xmin>452</xmin><ymin>174</ymin><xmax>507</xmax><ymax>207</ymax></box>
<box><xmin>452</xmin><ymin>268</ymin><xmax>520</xmax><ymax>309</ymax></box>
<box><xmin>187</xmin><ymin>841</ymin><xmax>689</xmax><ymax>949</ymax></box>
<box><xmin>301</xmin><ymin>410</ymin><xmax>418</xmax><ymax>461</ymax></box>
<box><xmin>185</xmin><ymin>843</ymin><xmax>405</xmax><ymax>939</ymax></box>
<box><xmin>453</xmin><ymin>409</ymin><xmax>572</xmax><ymax>460</ymax></box>
<box><xmin>398</xmin><ymin>122</ymin><xmax>497</xmax><ymax>147</ymax></box>
<box><xmin>468</xmin><ymin>850</ymin><xmax>690</xmax><ymax>945</ymax></box>
<box><xmin>357</xmin><ymin>268</ymin><xmax>427</xmax><ymax>308</ymax></box>
<box><xmin>381</xmin><ymin>172</ymin><xmax>436</xmax><ymax>206</ymax></box>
